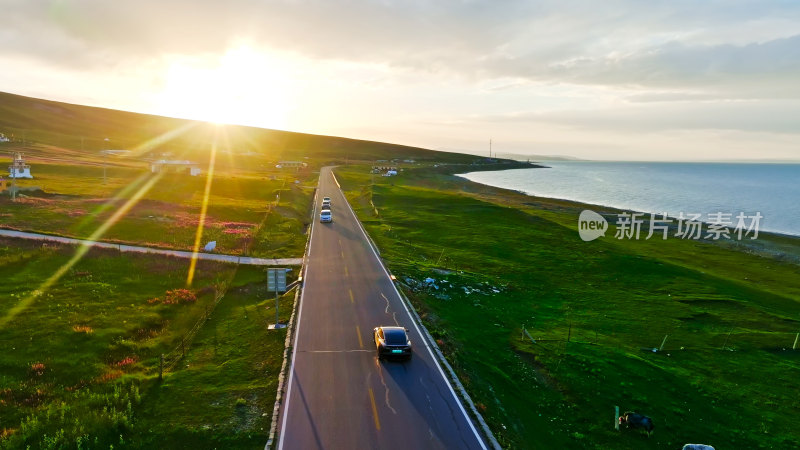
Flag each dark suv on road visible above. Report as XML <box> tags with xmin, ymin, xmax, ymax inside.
<box><xmin>374</xmin><ymin>326</ymin><xmax>412</xmax><ymax>360</ymax></box>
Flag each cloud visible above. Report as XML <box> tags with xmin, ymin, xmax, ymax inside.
<box><xmin>3</xmin><ymin>0</ymin><xmax>799</xmax><ymax>93</ymax></box>
<box><xmin>457</xmin><ymin>98</ymin><xmax>800</xmax><ymax>135</ymax></box>
<box><xmin>2</xmin><ymin>0</ymin><xmax>800</xmax><ymax>161</ymax></box>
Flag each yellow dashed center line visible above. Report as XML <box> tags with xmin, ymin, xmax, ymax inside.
<box><xmin>356</xmin><ymin>325</ymin><xmax>364</xmax><ymax>348</ymax></box>
<box><xmin>368</xmin><ymin>388</ymin><xmax>381</xmax><ymax>431</ymax></box>
<box><xmin>349</xmin><ymin>289</ymin><xmax>354</xmax><ymax>304</ymax></box>
<box><xmin>344</xmin><ymin>266</ymin><xmax>349</xmax><ymax>277</ymax></box>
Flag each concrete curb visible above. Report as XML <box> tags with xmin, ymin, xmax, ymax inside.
<box><xmin>265</xmin><ymin>186</ymin><xmax>316</xmax><ymax>450</ymax></box>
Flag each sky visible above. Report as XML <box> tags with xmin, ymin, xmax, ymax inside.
<box><xmin>1</xmin><ymin>0</ymin><xmax>799</xmax><ymax>161</ymax></box>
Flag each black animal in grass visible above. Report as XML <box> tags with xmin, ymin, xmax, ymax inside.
<box><xmin>618</xmin><ymin>411</ymin><xmax>654</xmax><ymax>436</ymax></box>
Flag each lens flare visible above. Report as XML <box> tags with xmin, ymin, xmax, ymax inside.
<box><xmin>185</xmin><ymin>128</ymin><xmax>222</xmax><ymax>287</ymax></box>
<box><xmin>0</xmin><ymin>124</ymin><xmax>196</xmax><ymax>329</ymax></box>
<box><xmin>0</xmin><ymin>172</ymin><xmax>165</xmax><ymax>329</ymax></box>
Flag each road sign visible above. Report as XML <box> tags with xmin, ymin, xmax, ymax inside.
<box><xmin>268</xmin><ymin>268</ymin><xmax>289</xmax><ymax>330</ymax></box>
<box><xmin>267</xmin><ymin>268</ymin><xmax>287</xmax><ymax>293</ymax></box>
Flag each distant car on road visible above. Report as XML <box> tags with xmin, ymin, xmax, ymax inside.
<box><xmin>374</xmin><ymin>326</ymin><xmax>412</xmax><ymax>360</ymax></box>
<box><xmin>322</xmin><ymin>196</ymin><xmax>331</xmax><ymax>208</ymax></box>
<box><xmin>320</xmin><ymin>210</ymin><xmax>332</xmax><ymax>223</ymax></box>
<box><xmin>321</xmin><ymin>204</ymin><xmax>331</xmax><ymax>212</ymax></box>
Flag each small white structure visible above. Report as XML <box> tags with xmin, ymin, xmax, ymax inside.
<box><xmin>276</xmin><ymin>161</ymin><xmax>308</xmax><ymax>169</ymax></box>
<box><xmin>0</xmin><ymin>133</ymin><xmax>9</xmax><ymax>143</ymax></box>
<box><xmin>8</xmin><ymin>152</ymin><xmax>32</xmax><ymax>179</ymax></box>
<box><xmin>150</xmin><ymin>159</ymin><xmax>202</xmax><ymax>176</ymax></box>
<box><xmin>372</xmin><ymin>165</ymin><xmax>398</xmax><ymax>176</ymax></box>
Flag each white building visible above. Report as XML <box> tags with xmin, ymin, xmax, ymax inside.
<box><xmin>276</xmin><ymin>161</ymin><xmax>308</xmax><ymax>169</ymax></box>
<box><xmin>8</xmin><ymin>152</ymin><xmax>32</xmax><ymax>178</ymax></box>
<box><xmin>150</xmin><ymin>160</ymin><xmax>202</xmax><ymax>176</ymax></box>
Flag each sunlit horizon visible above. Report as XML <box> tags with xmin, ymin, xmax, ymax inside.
<box><xmin>2</xmin><ymin>2</ymin><xmax>799</xmax><ymax>161</ymax></box>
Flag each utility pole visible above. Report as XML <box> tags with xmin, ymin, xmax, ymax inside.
<box><xmin>489</xmin><ymin>139</ymin><xmax>492</xmax><ymax>158</ymax></box>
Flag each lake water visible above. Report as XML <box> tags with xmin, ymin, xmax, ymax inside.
<box><xmin>459</xmin><ymin>162</ymin><xmax>800</xmax><ymax>236</ymax></box>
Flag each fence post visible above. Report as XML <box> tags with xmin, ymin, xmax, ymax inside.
<box><xmin>567</xmin><ymin>323</ymin><xmax>572</xmax><ymax>343</ymax></box>
<box><xmin>159</xmin><ymin>354</ymin><xmax>164</xmax><ymax>381</ymax></box>
<box><xmin>181</xmin><ymin>338</ymin><xmax>185</xmax><ymax>358</ymax></box>
<box><xmin>615</xmin><ymin>406</ymin><xmax>620</xmax><ymax>431</ymax></box>
<box><xmin>793</xmin><ymin>333</ymin><xmax>799</xmax><ymax>350</ymax></box>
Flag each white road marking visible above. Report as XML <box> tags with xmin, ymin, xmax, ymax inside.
<box><xmin>331</xmin><ymin>170</ymin><xmax>488</xmax><ymax>450</ymax></box>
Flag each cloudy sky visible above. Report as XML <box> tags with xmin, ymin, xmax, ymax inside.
<box><xmin>2</xmin><ymin>0</ymin><xmax>799</xmax><ymax>160</ymax></box>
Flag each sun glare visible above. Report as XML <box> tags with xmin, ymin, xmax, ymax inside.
<box><xmin>158</xmin><ymin>46</ymin><xmax>292</xmax><ymax>129</ymax></box>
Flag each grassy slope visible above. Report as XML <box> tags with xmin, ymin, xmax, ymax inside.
<box><xmin>0</xmin><ymin>237</ymin><xmax>294</xmax><ymax>448</ymax></box>
<box><xmin>0</xmin><ymin>91</ymin><xmax>489</xmax><ymax>257</ymax></box>
<box><xmin>0</xmin><ymin>91</ymin><xmax>477</xmax><ymax>164</ymax></box>
<box><xmin>334</xmin><ymin>165</ymin><xmax>800</xmax><ymax>449</ymax></box>
<box><xmin>1</xmin><ymin>163</ymin><xmax>314</xmax><ymax>257</ymax></box>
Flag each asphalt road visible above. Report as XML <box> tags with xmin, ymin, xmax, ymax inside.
<box><xmin>277</xmin><ymin>167</ymin><xmax>486</xmax><ymax>449</ymax></box>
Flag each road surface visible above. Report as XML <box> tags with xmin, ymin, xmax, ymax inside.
<box><xmin>277</xmin><ymin>167</ymin><xmax>486</xmax><ymax>449</ymax></box>
<box><xmin>0</xmin><ymin>229</ymin><xmax>302</xmax><ymax>266</ymax></box>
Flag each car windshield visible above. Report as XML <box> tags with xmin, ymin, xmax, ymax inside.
<box><xmin>384</xmin><ymin>329</ymin><xmax>407</xmax><ymax>345</ymax></box>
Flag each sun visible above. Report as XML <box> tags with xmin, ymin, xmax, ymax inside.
<box><xmin>157</xmin><ymin>46</ymin><xmax>292</xmax><ymax>129</ymax></box>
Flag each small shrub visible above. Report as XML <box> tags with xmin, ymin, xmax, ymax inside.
<box><xmin>72</xmin><ymin>325</ymin><xmax>94</xmax><ymax>334</ymax></box>
<box><xmin>235</xmin><ymin>397</ymin><xmax>247</xmax><ymax>407</ymax></box>
<box><xmin>163</xmin><ymin>289</ymin><xmax>196</xmax><ymax>305</ymax></box>
<box><xmin>96</xmin><ymin>371</ymin><xmax>123</xmax><ymax>384</ymax></box>
<box><xmin>115</xmin><ymin>357</ymin><xmax>137</xmax><ymax>368</ymax></box>
<box><xmin>146</xmin><ymin>297</ymin><xmax>161</xmax><ymax>305</ymax></box>
<box><xmin>31</xmin><ymin>363</ymin><xmax>46</xmax><ymax>376</ymax></box>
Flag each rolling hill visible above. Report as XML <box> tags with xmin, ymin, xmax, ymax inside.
<box><xmin>0</xmin><ymin>91</ymin><xmax>478</xmax><ymax>165</ymax></box>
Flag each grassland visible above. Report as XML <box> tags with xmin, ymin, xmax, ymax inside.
<box><xmin>0</xmin><ymin>90</ymin><xmax>495</xmax><ymax>258</ymax></box>
<box><xmin>1</xmin><ymin>161</ymin><xmax>314</xmax><ymax>258</ymax></box>
<box><xmin>334</xmin><ymin>165</ymin><xmax>800</xmax><ymax>449</ymax></box>
<box><xmin>0</xmin><ymin>237</ymin><xmax>296</xmax><ymax>448</ymax></box>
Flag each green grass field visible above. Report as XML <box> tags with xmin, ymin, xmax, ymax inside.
<box><xmin>1</xmin><ymin>161</ymin><xmax>314</xmax><ymax>258</ymax></box>
<box><xmin>0</xmin><ymin>237</ymin><xmax>295</xmax><ymax>448</ymax></box>
<box><xmin>334</xmin><ymin>165</ymin><xmax>800</xmax><ymax>449</ymax></box>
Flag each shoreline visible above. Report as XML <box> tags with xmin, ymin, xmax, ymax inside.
<box><xmin>453</xmin><ymin>166</ymin><xmax>800</xmax><ymax>241</ymax></box>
